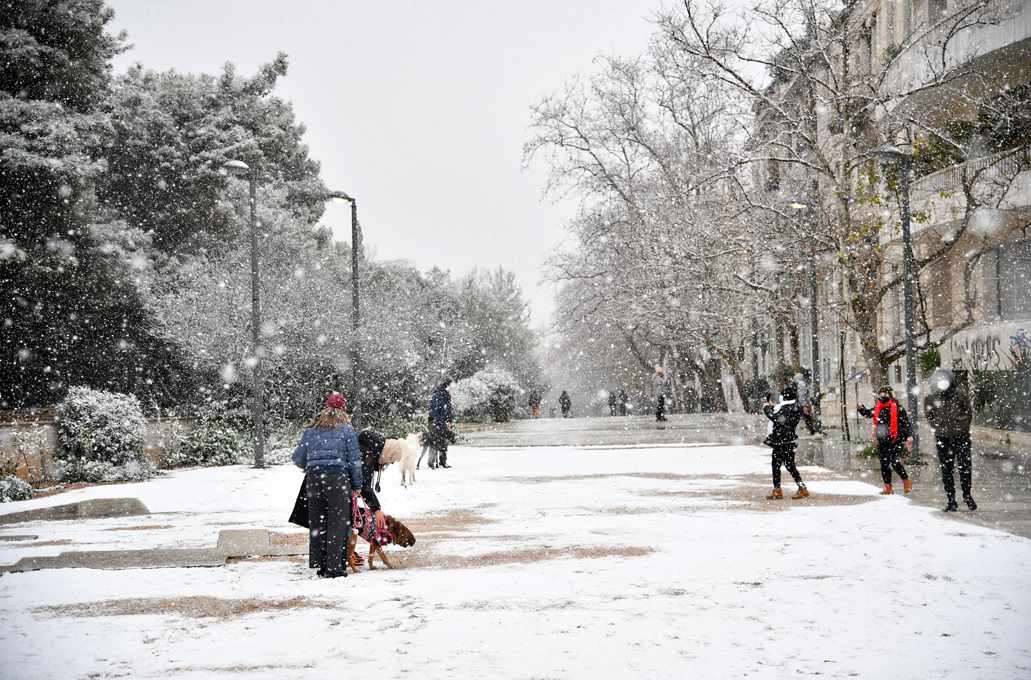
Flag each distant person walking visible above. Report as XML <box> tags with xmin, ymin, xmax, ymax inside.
<box><xmin>924</xmin><ymin>369</ymin><xmax>976</xmax><ymax>512</ymax></box>
<box><xmin>420</xmin><ymin>377</ymin><xmax>456</xmax><ymax>469</ymax></box>
<box><xmin>608</xmin><ymin>391</ymin><xmax>617</xmax><ymax>416</ymax></box>
<box><xmin>528</xmin><ymin>389</ymin><xmax>542</xmax><ymax>419</ymax></box>
<box><xmin>652</xmin><ymin>364</ymin><xmax>670</xmax><ymax>422</ymax></box>
<box><xmin>559</xmin><ymin>390</ymin><xmax>572</xmax><ymax>418</ymax></box>
<box><xmin>793</xmin><ymin>371</ymin><xmax>816</xmax><ymax>434</ymax></box>
<box><xmin>858</xmin><ymin>386</ymin><xmax>913</xmax><ymax>495</ymax></box>
<box><xmin>291</xmin><ymin>393</ymin><xmax>362</xmax><ymax>579</ymax></box>
<box><xmin>762</xmin><ymin>382</ymin><xmax>809</xmax><ymax>499</ymax></box>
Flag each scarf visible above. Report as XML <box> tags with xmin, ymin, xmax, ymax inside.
<box><xmin>872</xmin><ymin>400</ymin><xmax>898</xmax><ymax>441</ymax></box>
<box><xmin>768</xmin><ymin>398</ymin><xmax>795</xmax><ymax>434</ymax></box>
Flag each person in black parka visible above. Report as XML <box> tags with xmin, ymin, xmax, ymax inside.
<box><xmin>356</xmin><ymin>430</ymin><xmax>403</xmax><ymax>529</ymax></box>
<box><xmin>924</xmin><ymin>369</ymin><xmax>976</xmax><ymax>511</ymax></box>
<box><xmin>762</xmin><ymin>382</ymin><xmax>809</xmax><ymax>500</ymax></box>
<box><xmin>559</xmin><ymin>390</ymin><xmax>571</xmax><ymax>418</ymax></box>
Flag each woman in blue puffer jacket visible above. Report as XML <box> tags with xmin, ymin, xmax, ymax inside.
<box><xmin>292</xmin><ymin>393</ymin><xmax>362</xmax><ymax>578</ymax></box>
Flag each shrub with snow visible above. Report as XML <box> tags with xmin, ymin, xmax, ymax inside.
<box><xmin>0</xmin><ymin>456</ymin><xmax>32</xmax><ymax>502</ymax></box>
<box><xmin>55</xmin><ymin>387</ymin><xmax>155</xmax><ymax>482</ymax></box>
<box><xmin>0</xmin><ymin>475</ymin><xmax>32</xmax><ymax>502</ymax></box>
<box><xmin>161</xmin><ymin>421</ymin><xmax>246</xmax><ymax>468</ymax></box>
<box><xmin>452</xmin><ymin>366</ymin><xmax>519</xmax><ymax>422</ymax></box>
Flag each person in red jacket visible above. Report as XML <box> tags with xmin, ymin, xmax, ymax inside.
<box><xmin>857</xmin><ymin>386</ymin><xmax>913</xmax><ymax>495</ymax></box>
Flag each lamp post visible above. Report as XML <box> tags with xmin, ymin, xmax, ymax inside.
<box><xmin>789</xmin><ymin>199</ymin><xmax>822</xmax><ymax>434</ymax></box>
<box><xmin>326</xmin><ymin>190</ymin><xmax>362</xmax><ymax>429</ymax></box>
<box><xmin>871</xmin><ymin>145</ymin><xmax>920</xmax><ymax>459</ymax></box>
<box><xmin>222</xmin><ymin>160</ymin><xmax>265</xmax><ymax>468</ymax></box>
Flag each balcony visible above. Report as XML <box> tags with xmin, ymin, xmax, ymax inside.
<box><xmin>909</xmin><ymin>149</ymin><xmax>1031</xmax><ymax>235</ymax></box>
<box><xmin>885</xmin><ymin>0</ymin><xmax>1031</xmax><ymax>98</ymax></box>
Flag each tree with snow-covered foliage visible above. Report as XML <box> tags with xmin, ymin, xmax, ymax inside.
<box><xmin>452</xmin><ymin>366</ymin><xmax>520</xmax><ymax>422</ymax></box>
<box><xmin>0</xmin><ymin>0</ymin><xmax>188</xmax><ymax>409</ymax></box>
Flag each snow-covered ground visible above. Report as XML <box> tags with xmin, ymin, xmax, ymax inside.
<box><xmin>1</xmin><ymin>443</ymin><xmax>1029</xmax><ymax>679</ymax></box>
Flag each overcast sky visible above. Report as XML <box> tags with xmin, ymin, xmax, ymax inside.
<box><xmin>105</xmin><ymin>1</ymin><xmax>664</xmax><ymax>325</ymax></box>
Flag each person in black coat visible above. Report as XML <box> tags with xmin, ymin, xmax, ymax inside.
<box><xmin>356</xmin><ymin>430</ymin><xmax>402</xmax><ymax>529</ymax></box>
<box><xmin>924</xmin><ymin>369</ymin><xmax>976</xmax><ymax>511</ymax></box>
<box><xmin>762</xmin><ymin>382</ymin><xmax>809</xmax><ymax>500</ymax></box>
<box><xmin>858</xmin><ymin>385</ymin><xmax>913</xmax><ymax>495</ymax></box>
<box><xmin>559</xmin><ymin>390</ymin><xmax>572</xmax><ymax>418</ymax></box>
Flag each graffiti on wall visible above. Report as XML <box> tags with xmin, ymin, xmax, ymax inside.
<box><xmin>951</xmin><ymin>328</ymin><xmax>1028</xmax><ymax>370</ymax></box>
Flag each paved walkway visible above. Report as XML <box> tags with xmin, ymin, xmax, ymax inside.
<box><xmin>3</xmin><ymin>414</ymin><xmax>1027</xmax><ymax>573</ymax></box>
<box><xmin>0</xmin><ymin>524</ymin><xmax>305</xmax><ymax>574</ymax></box>
<box><xmin>461</xmin><ymin>413</ymin><xmax>1031</xmax><ymax>540</ymax></box>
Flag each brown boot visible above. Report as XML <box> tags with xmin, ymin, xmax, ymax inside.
<box><xmin>791</xmin><ymin>486</ymin><xmax>809</xmax><ymax>499</ymax></box>
<box><xmin>766</xmin><ymin>487</ymin><xmax>783</xmax><ymax>500</ymax></box>
<box><xmin>903</xmin><ymin>478</ymin><xmax>912</xmax><ymax>494</ymax></box>
<box><xmin>879</xmin><ymin>484</ymin><xmax>893</xmax><ymax>495</ymax></box>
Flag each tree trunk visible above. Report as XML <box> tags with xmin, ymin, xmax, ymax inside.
<box><xmin>788</xmin><ymin>321</ymin><xmax>801</xmax><ymax>370</ymax></box>
<box><xmin>705</xmin><ymin>357</ymin><xmax>728</xmax><ymax>412</ymax></box>
<box><xmin>854</xmin><ymin>306</ymin><xmax>889</xmax><ymax>389</ymax></box>
<box><xmin>774</xmin><ymin>323</ymin><xmax>786</xmax><ymax>384</ymax></box>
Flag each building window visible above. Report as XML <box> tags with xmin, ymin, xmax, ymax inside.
<box><xmin>863</xmin><ymin>18</ymin><xmax>875</xmax><ymax>73</ymax></box>
<box><xmin>903</xmin><ymin>0</ymin><xmax>912</xmax><ymax>36</ymax></box>
<box><xmin>997</xmin><ymin>240</ymin><xmax>1031</xmax><ymax>321</ymax></box>
<box><xmin>887</xmin><ymin>0</ymin><xmax>895</xmax><ymax>48</ymax></box>
<box><xmin>765</xmin><ymin>158</ymin><xmax>781</xmax><ymax>193</ymax></box>
<box><xmin>928</xmin><ymin>0</ymin><xmax>947</xmax><ymax>23</ymax></box>
<box><xmin>894</xmin><ymin>364</ymin><xmax>903</xmax><ymax>383</ymax></box>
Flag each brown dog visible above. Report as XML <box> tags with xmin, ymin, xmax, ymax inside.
<box><xmin>346</xmin><ymin>515</ymin><xmax>416</xmax><ymax>572</ymax></box>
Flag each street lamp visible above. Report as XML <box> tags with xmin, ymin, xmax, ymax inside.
<box><xmin>870</xmin><ymin>144</ymin><xmax>920</xmax><ymax>459</ymax></box>
<box><xmin>326</xmin><ymin>190</ymin><xmax>362</xmax><ymax>429</ymax></box>
<box><xmin>222</xmin><ymin>160</ymin><xmax>265</xmax><ymax>468</ymax></box>
<box><xmin>789</xmin><ymin>199</ymin><xmax>822</xmax><ymax>434</ymax></box>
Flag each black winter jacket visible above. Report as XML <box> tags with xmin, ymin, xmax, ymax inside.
<box><xmin>356</xmin><ymin>430</ymin><xmax>386</xmax><ymax>513</ymax></box>
<box><xmin>763</xmin><ymin>400</ymin><xmax>803</xmax><ymax>446</ymax></box>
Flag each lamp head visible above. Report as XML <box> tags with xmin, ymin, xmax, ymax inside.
<box><xmin>221</xmin><ymin>159</ymin><xmax>250</xmax><ymax>176</ymax></box>
<box><xmin>326</xmin><ymin>190</ymin><xmax>353</xmax><ymax>204</ymax></box>
<box><xmin>870</xmin><ymin>145</ymin><xmax>905</xmax><ymax>163</ymax></box>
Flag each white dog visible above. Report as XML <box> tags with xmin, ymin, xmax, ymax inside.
<box><xmin>396</xmin><ymin>433</ymin><xmax>421</xmax><ymax>488</ymax></box>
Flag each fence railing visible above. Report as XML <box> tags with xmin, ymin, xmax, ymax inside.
<box><xmin>911</xmin><ymin>149</ymin><xmax>1027</xmax><ymax>194</ymax></box>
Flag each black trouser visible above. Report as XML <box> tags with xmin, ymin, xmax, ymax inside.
<box><xmin>936</xmin><ymin>433</ymin><xmax>973</xmax><ymax>501</ymax></box>
<box><xmin>772</xmin><ymin>444</ymin><xmax>803</xmax><ymax>488</ymax></box>
<box><xmin>306</xmin><ymin>472</ymin><xmax>351</xmax><ymax>574</ymax></box>
<box><xmin>877</xmin><ymin>440</ymin><xmax>909</xmax><ymax>486</ymax></box>
<box><xmin>656</xmin><ymin>395</ymin><xmax>666</xmax><ymax>421</ymax></box>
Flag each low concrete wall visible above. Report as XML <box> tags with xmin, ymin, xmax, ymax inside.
<box><xmin>0</xmin><ymin>416</ymin><xmax>189</xmax><ymax>483</ymax></box>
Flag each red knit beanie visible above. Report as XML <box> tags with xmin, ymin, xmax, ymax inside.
<box><xmin>325</xmin><ymin>393</ymin><xmax>346</xmax><ymax>411</ymax></box>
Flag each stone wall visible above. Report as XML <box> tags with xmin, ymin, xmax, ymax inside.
<box><xmin>0</xmin><ymin>410</ymin><xmax>190</xmax><ymax>483</ymax></box>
